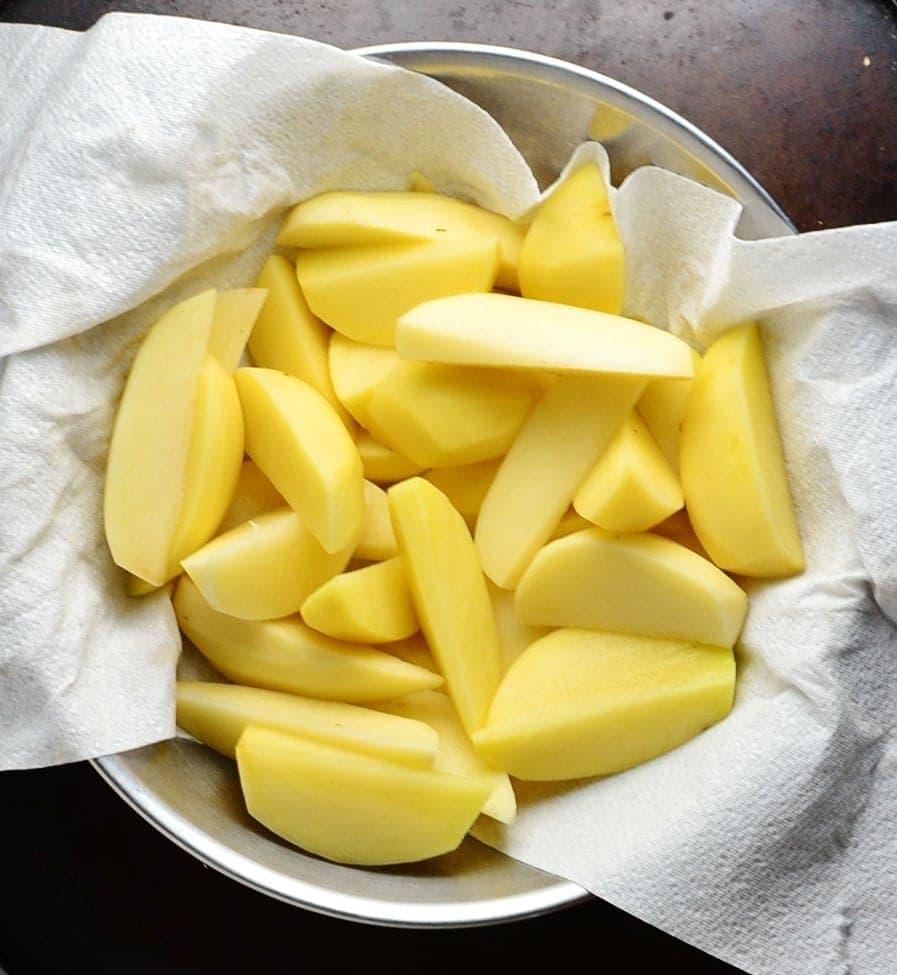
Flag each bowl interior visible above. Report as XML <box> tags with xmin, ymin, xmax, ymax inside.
<box><xmin>94</xmin><ymin>42</ymin><xmax>792</xmax><ymax>928</ymax></box>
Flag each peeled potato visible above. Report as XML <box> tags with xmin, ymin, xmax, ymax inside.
<box><xmin>516</xmin><ymin>527</ymin><xmax>748</xmax><ymax>648</ymax></box>
<box><xmin>216</xmin><ymin>459</ymin><xmax>284</xmax><ymax>536</ymax></box>
<box><xmin>518</xmin><ymin>163</ymin><xmax>624</xmax><ymax>314</ymax></box>
<box><xmin>174</xmin><ymin>576</ymin><xmax>441</xmax><ymax>702</ymax></box>
<box><xmin>573</xmin><ymin>410</ymin><xmax>683</xmax><ymax>532</ymax></box>
<box><xmin>235</xmin><ymin>367</ymin><xmax>364</xmax><ymax>554</ymax></box>
<box><xmin>373</xmin><ymin>690</ymin><xmax>516</xmax><ymax>824</ymax></box>
<box><xmin>355</xmin><ymin>432</ymin><xmax>426</xmax><ymax>484</ymax></box>
<box><xmin>365</xmin><ymin>361</ymin><xmax>542</xmax><ymax>468</ymax></box>
<box><xmin>680</xmin><ymin>321</ymin><xmax>804</xmax><ymax>577</ymax></box>
<box><xmin>181</xmin><ymin>507</ymin><xmax>353</xmax><ymax>620</ymax></box>
<box><xmin>247</xmin><ymin>254</ymin><xmax>352</xmax><ymax>430</ymax></box>
<box><xmin>472</xmin><ymin>628</ymin><xmax>735</xmax><ymax>780</ymax></box>
<box><xmin>104</xmin><ymin>289</ymin><xmax>216</xmax><ymax>586</ymax></box>
<box><xmin>355</xmin><ymin>480</ymin><xmax>398</xmax><ymax>561</ymax></box>
<box><xmin>296</xmin><ymin>237</ymin><xmax>501</xmax><ymax>346</ymax></box>
<box><xmin>424</xmin><ymin>458</ymin><xmax>502</xmax><ymax>527</ymax></box>
<box><xmin>301</xmin><ymin>558</ymin><xmax>419</xmax><ymax>644</ymax></box>
<box><xmin>176</xmin><ymin>681</ymin><xmax>438</xmax><ymax>767</ymax></box>
<box><xmin>277</xmin><ymin>189</ymin><xmax>523</xmax><ymax>291</ymax></box>
<box><xmin>637</xmin><ymin>347</ymin><xmax>702</xmax><ymax>472</ymax></box>
<box><xmin>207</xmin><ymin>288</ymin><xmax>267</xmax><ymax>372</ymax></box>
<box><xmin>396</xmin><ymin>292</ymin><xmax>695</xmax><ymax>378</ymax></box>
<box><xmin>164</xmin><ymin>355</ymin><xmax>245</xmax><ymax>580</ymax></box>
<box><xmin>328</xmin><ymin>334</ymin><xmax>399</xmax><ymax>428</ymax></box>
<box><xmin>236</xmin><ymin>725</ymin><xmax>493</xmax><ymax>865</ymax></box>
<box><xmin>476</xmin><ymin>375</ymin><xmax>646</xmax><ymax>589</ymax></box>
<box><xmin>389</xmin><ymin>478</ymin><xmax>502</xmax><ymax>735</ymax></box>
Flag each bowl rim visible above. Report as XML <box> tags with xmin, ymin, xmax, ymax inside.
<box><xmin>93</xmin><ymin>39</ymin><xmax>794</xmax><ymax>929</ymax></box>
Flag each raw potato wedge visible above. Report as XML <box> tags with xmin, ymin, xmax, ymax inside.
<box><xmin>373</xmin><ymin>691</ymin><xmax>516</xmax><ymax>824</ymax></box>
<box><xmin>328</xmin><ymin>334</ymin><xmax>399</xmax><ymax>428</ymax></box>
<box><xmin>235</xmin><ymin>368</ymin><xmax>364</xmax><ymax>554</ymax></box>
<box><xmin>355</xmin><ymin>480</ymin><xmax>398</xmax><ymax>561</ymax></box>
<box><xmin>653</xmin><ymin>509</ymin><xmax>711</xmax><ymax>560</ymax></box>
<box><xmin>365</xmin><ymin>361</ymin><xmax>542</xmax><ymax>468</ymax></box>
<box><xmin>637</xmin><ymin>347</ymin><xmax>702</xmax><ymax>472</ymax></box>
<box><xmin>515</xmin><ymin>527</ymin><xmax>748</xmax><ymax>648</ymax></box>
<box><xmin>164</xmin><ymin>355</ymin><xmax>245</xmax><ymax>580</ymax></box>
<box><xmin>476</xmin><ymin>375</ymin><xmax>646</xmax><ymax>589</ymax></box>
<box><xmin>295</xmin><ymin>237</ymin><xmax>501</xmax><ymax>346</ymax></box>
<box><xmin>389</xmin><ymin>478</ymin><xmax>502</xmax><ymax>735</ymax></box>
<box><xmin>277</xmin><ymin>189</ymin><xmax>523</xmax><ymax>290</ymax></box>
<box><xmin>216</xmin><ymin>459</ymin><xmax>284</xmax><ymax>535</ymax></box>
<box><xmin>104</xmin><ymin>289</ymin><xmax>216</xmax><ymax>585</ymax></box>
<box><xmin>573</xmin><ymin>410</ymin><xmax>683</xmax><ymax>532</ymax></box>
<box><xmin>381</xmin><ymin>634</ymin><xmax>440</xmax><ymax>674</ymax></box>
<box><xmin>472</xmin><ymin>629</ymin><xmax>735</xmax><ymax>780</ymax></box>
<box><xmin>176</xmin><ymin>681</ymin><xmax>438</xmax><ymax>767</ymax></box>
<box><xmin>208</xmin><ymin>288</ymin><xmax>267</xmax><ymax>371</ymax></box>
<box><xmin>518</xmin><ymin>162</ymin><xmax>625</xmax><ymax>314</ymax></box>
<box><xmin>236</xmin><ymin>726</ymin><xmax>493</xmax><ymax>865</ymax></box>
<box><xmin>181</xmin><ymin>507</ymin><xmax>353</xmax><ymax>620</ymax></box>
<box><xmin>680</xmin><ymin>321</ymin><xmax>804</xmax><ymax>577</ymax></box>
<box><xmin>302</xmin><ymin>557</ymin><xmax>419</xmax><ymax>644</ymax></box>
<box><xmin>174</xmin><ymin>577</ymin><xmax>441</xmax><ymax>701</ymax></box>
<box><xmin>424</xmin><ymin>458</ymin><xmax>502</xmax><ymax>526</ymax></box>
<box><xmin>551</xmin><ymin>508</ymin><xmax>593</xmax><ymax>540</ymax></box>
<box><xmin>356</xmin><ymin>432</ymin><xmax>426</xmax><ymax>484</ymax></box>
<box><xmin>247</xmin><ymin>255</ymin><xmax>352</xmax><ymax>430</ymax></box>
<box><xmin>487</xmin><ymin>580</ymin><xmax>549</xmax><ymax>674</ymax></box>
<box><xmin>396</xmin><ymin>293</ymin><xmax>695</xmax><ymax>378</ymax></box>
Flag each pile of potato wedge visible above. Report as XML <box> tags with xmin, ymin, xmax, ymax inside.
<box><xmin>104</xmin><ymin>162</ymin><xmax>803</xmax><ymax>866</ymax></box>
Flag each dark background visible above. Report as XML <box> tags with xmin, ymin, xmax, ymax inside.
<box><xmin>2</xmin><ymin>2</ymin><xmax>896</xmax><ymax>973</ymax></box>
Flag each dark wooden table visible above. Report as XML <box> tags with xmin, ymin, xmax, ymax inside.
<box><xmin>1</xmin><ymin>3</ymin><xmax>895</xmax><ymax>973</ymax></box>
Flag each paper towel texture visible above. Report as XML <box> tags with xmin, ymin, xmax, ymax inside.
<box><xmin>3</xmin><ymin>13</ymin><xmax>897</xmax><ymax>975</ymax></box>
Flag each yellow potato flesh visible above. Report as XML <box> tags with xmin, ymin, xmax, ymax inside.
<box><xmin>174</xmin><ymin>576</ymin><xmax>441</xmax><ymax>701</ymax></box>
<box><xmin>181</xmin><ymin>507</ymin><xmax>353</xmax><ymax>620</ymax></box>
<box><xmin>355</xmin><ymin>432</ymin><xmax>425</xmax><ymax>484</ymax></box>
<box><xmin>216</xmin><ymin>459</ymin><xmax>284</xmax><ymax>535</ymax></box>
<box><xmin>424</xmin><ymin>458</ymin><xmax>502</xmax><ymax>526</ymax></box>
<box><xmin>476</xmin><ymin>375</ymin><xmax>646</xmax><ymax>589</ymax></box>
<box><xmin>295</xmin><ymin>237</ymin><xmax>500</xmax><ymax>347</ymax></box>
<box><xmin>573</xmin><ymin>410</ymin><xmax>683</xmax><ymax>533</ymax></box>
<box><xmin>381</xmin><ymin>634</ymin><xmax>440</xmax><ymax>674</ymax></box>
<box><xmin>165</xmin><ymin>355</ymin><xmax>245</xmax><ymax>580</ymax></box>
<box><xmin>355</xmin><ymin>480</ymin><xmax>398</xmax><ymax>560</ymax></box>
<box><xmin>235</xmin><ymin>367</ymin><xmax>364</xmax><ymax>554</ymax></box>
<box><xmin>277</xmin><ymin>189</ymin><xmax>523</xmax><ymax>291</ymax></box>
<box><xmin>516</xmin><ymin>527</ymin><xmax>748</xmax><ymax>648</ymax></box>
<box><xmin>208</xmin><ymin>288</ymin><xmax>267</xmax><ymax>371</ymax></box>
<box><xmin>365</xmin><ymin>361</ymin><xmax>542</xmax><ymax>468</ymax></box>
<box><xmin>472</xmin><ymin>629</ymin><xmax>735</xmax><ymax>780</ymax></box>
<box><xmin>680</xmin><ymin>322</ymin><xmax>804</xmax><ymax>577</ymax></box>
<box><xmin>486</xmin><ymin>580</ymin><xmax>549</xmax><ymax>674</ymax></box>
<box><xmin>247</xmin><ymin>255</ymin><xmax>352</xmax><ymax>430</ymax></box>
<box><xmin>302</xmin><ymin>557</ymin><xmax>419</xmax><ymax>644</ymax></box>
<box><xmin>104</xmin><ymin>289</ymin><xmax>216</xmax><ymax>585</ymax></box>
<box><xmin>389</xmin><ymin>478</ymin><xmax>502</xmax><ymax>735</ymax></box>
<box><xmin>328</xmin><ymin>334</ymin><xmax>399</xmax><ymax>428</ymax></box>
<box><xmin>637</xmin><ymin>347</ymin><xmax>702</xmax><ymax>472</ymax></box>
<box><xmin>374</xmin><ymin>691</ymin><xmax>516</xmax><ymax>824</ymax></box>
<box><xmin>518</xmin><ymin>163</ymin><xmax>624</xmax><ymax>314</ymax></box>
<box><xmin>653</xmin><ymin>509</ymin><xmax>711</xmax><ymax>560</ymax></box>
<box><xmin>550</xmin><ymin>508</ymin><xmax>593</xmax><ymax>540</ymax></box>
<box><xmin>397</xmin><ymin>293</ymin><xmax>695</xmax><ymax>378</ymax></box>
<box><xmin>176</xmin><ymin>681</ymin><xmax>437</xmax><ymax>766</ymax></box>
<box><xmin>236</xmin><ymin>725</ymin><xmax>492</xmax><ymax>865</ymax></box>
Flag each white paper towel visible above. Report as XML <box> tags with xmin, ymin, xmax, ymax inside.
<box><xmin>2</xmin><ymin>13</ymin><xmax>897</xmax><ymax>975</ymax></box>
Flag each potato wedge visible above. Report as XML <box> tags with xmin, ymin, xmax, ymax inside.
<box><xmin>235</xmin><ymin>367</ymin><xmax>364</xmax><ymax>554</ymax></box>
<box><xmin>236</xmin><ymin>726</ymin><xmax>492</xmax><ymax>865</ymax></box>
<box><xmin>176</xmin><ymin>681</ymin><xmax>437</xmax><ymax>766</ymax></box>
<box><xmin>516</xmin><ymin>527</ymin><xmax>748</xmax><ymax>648</ymax></box>
<box><xmin>174</xmin><ymin>576</ymin><xmax>441</xmax><ymax>701</ymax></box>
<box><xmin>472</xmin><ymin>629</ymin><xmax>735</xmax><ymax>780</ymax></box>
<box><xmin>208</xmin><ymin>288</ymin><xmax>267</xmax><ymax>371</ymax></box>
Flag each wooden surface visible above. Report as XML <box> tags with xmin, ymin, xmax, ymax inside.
<box><xmin>1</xmin><ymin>3</ymin><xmax>896</xmax><ymax>974</ymax></box>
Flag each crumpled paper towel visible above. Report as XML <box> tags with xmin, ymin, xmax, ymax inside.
<box><xmin>2</xmin><ymin>12</ymin><xmax>897</xmax><ymax>975</ymax></box>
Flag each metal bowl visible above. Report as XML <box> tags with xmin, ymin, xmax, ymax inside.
<box><xmin>93</xmin><ymin>42</ymin><xmax>793</xmax><ymax>928</ymax></box>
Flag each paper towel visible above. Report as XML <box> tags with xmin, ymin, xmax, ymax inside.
<box><xmin>2</xmin><ymin>12</ymin><xmax>897</xmax><ymax>975</ymax></box>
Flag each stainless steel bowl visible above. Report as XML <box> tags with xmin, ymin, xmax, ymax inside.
<box><xmin>93</xmin><ymin>42</ymin><xmax>794</xmax><ymax>928</ymax></box>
